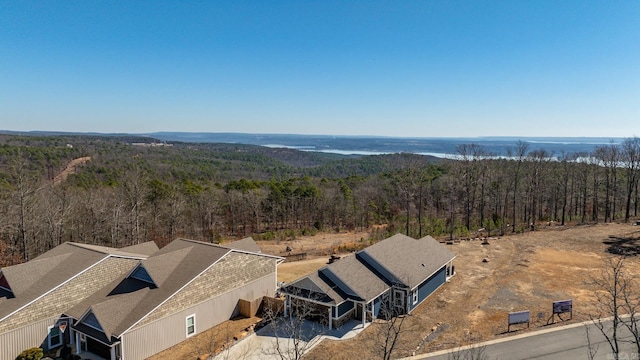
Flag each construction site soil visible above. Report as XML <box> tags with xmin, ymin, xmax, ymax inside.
<box><xmin>152</xmin><ymin>222</ymin><xmax>640</xmax><ymax>359</ymax></box>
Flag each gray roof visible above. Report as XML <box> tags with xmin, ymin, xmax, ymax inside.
<box><xmin>68</xmin><ymin>237</ymin><xmax>282</xmax><ymax>338</ymax></box>
<box><xmin>224</xmin><ymin>237</ymin><xmax>262</xmax><ymax>253</ymax></box>
<box><xmin>320</xmin><ymin>255</ymin><xmax>389</xmax><ymax>302</ymax></box>
<box><xmin>285</xmin><ymin>272</ymin><xmax>346</xmax><ymax>305</ymax></box>
<box><xmin>0</xmin><ymin>242</ymin><xmax>149</xmax><ymax>321</ymax></box>
<box><xmin>69</xmin><ymin>239</ymin><xmax>230</xmax><ymax>336</ymax></box>
<box><xmin>284</xmin><ymin>233</ymin><xmax>455</xmax><ymax>305</ymax></box>
<box><xmin>360</xmin><ymin>234</ymin><xmax>456</xmax><ymax>288</ymax></box>
<box><xmin>89</xmin><ymin>288</ymin><xmax>151</xmax><ymax>341</ymax></box>
<box><xmin>121</xmin><ymin>241</ymin><xmax>160</xmax><ymax>256</ymax></box>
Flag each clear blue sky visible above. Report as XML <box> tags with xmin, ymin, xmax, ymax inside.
<box><xmin>1</xmin><ymin>1</ymin><xmax>638</xmax><ymax>137</ymax></box>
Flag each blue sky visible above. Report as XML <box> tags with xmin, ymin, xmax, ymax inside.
<box><xmin>1</xmin><ymin>1</ymin><xmax>638</xmax><ymax>137</ymax></box>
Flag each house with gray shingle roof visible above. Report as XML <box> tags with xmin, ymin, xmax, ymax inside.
<box><xmin>0</xmin><ymin>237</ymin><xmax>283</xmax><ymax>360</ymax></box>
<box><xmin>66</xmin><ymin>237</ymin><xmax>283</xmax><ymax>360</ymax></box>
<box><xmin>0</xmin><ymin>241</ymin><xmax>155</xmax><ymax>360</ymax></box>
<box><xmin>282</xmin><ymin>234</ymin><xmax>455</xmax><ymax>329</ymax></box>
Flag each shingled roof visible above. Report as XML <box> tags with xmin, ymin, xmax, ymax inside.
<box><xmin>284</xmin><ymin>233</ymin><xmax>456</xmax><ymax>306</ymax></box>
<box><xmin>360</xmin><ymin>234</ymin><xmax>456</xmax><ymax>289</ymax></box>
<box><xmin>284</xmin><ymin>272</ymin><xmax>346</xmax><ymax>305</ymax></box>
<box><xmin>0</xmin><ymin>242</ymin><xmax>150</xmax><ymax>322</ymax></box>
<box><xmin>224</xmin><ymin>237</ymin><xmax>262</xmax><ymax>253</ymax></box>
<box><xmin>320</xmin><ymin>255</ymin><xmax>389</xmax><ymax>302</ymax></box>
<box><xmin>67</xmin><ymin>237</ymin><xmax>280</xmax><ymax>341</ymax></box>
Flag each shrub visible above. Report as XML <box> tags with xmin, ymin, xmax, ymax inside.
<box><xmin>15</xmin><ymin>347</ymin><xmax>43</xmax><ymax>360</ymax></box>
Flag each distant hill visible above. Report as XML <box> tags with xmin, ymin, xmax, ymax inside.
<box><xmin>0</xmin><ymin>130</ymin><xmax>625</xmax><ymax>157</ymax></box>
<box><xmin>143</xmin><ymin>132</ymin><xmax>626</xmax><ymax>157</ymax></box>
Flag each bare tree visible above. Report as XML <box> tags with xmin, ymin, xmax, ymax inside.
<box><xmin>587</xmin><ymin>256</ymin><xmax>640</xmax><ymax>359</ymax></box>
<box><xmin>447</xmin><ymin>335</ymin><xmax>489</xmax><ymax>360</ymax></box>
<box><xmin>194</xmin><ymin>321</ymin><xmax>253</xmax><ymax>360</ymax></box>
<box><xmin>621</xmin><ymin>137</ymin><xmax>640</xmax><ymax>222</ymax></box>
<box><xmin>262</xmin><ymin>295</ymin><xmax>326</xmax><ymax>360</ymax></box>
<box><xmin>584</xmin><ymin>324</ymin><xmax>599</xmax><ymax>360</ymax></box>
<box><xmin>0</xmin><ymin>238</ymin><xmax>23</xmax><ymax>267</ymax></box>
<box><xmin>508</xmin><ymin>141</ymin><xmax>529</xmax><ymax>233</ymax></box>
<box><xmin>368</xmin><ymin>298</ymin><xmax>416</xmax><ymax>360</ymax></box>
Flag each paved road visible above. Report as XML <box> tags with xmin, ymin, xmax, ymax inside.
<box><xmin>409</xmin><ymin>320</ymin><xmax>638</xmax><ymax>360</ymax></box>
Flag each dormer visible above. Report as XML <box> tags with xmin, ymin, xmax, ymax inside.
<box><xmin>0</xmin><ymin>272</ymin><xmax>14</xmax><ymax>299</ymax></box>
<box><xmin>129</xmin><ymin>264</ymin><xmax>156</xmax><ymax>286</ymax></box>
<box><xmin>79</xmin><ymin>310</ymin><xmax>105</xmax><ymax>333</ymax></box>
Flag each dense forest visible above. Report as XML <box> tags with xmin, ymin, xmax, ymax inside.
<box><xmin>0</xmin><ymin>134</ymin><xmax>639</xmax><ymax>265</ymax></box>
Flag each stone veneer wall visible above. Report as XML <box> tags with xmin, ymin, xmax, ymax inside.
<box><xmin>0</xmin><ymin>257</ymin><xmax>138</xmax><ymax>333</ymax></box>
<box><xmin>135</xmin><ymin>253</ymin><xmax>275</xmax><ymax>327</ymax></box>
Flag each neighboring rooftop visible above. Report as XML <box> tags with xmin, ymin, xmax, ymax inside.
<box><xmin>0</xmin><ymin>242</ymin><xmax>150</xmax><ymax>321</ymax></box>
<box><xmin>224</xmin><ymin>237</ymin><xmax>262</xmax><ymax>253</ymax></box>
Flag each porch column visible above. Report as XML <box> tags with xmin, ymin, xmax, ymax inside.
<box><xmin>75</xmin><ymin>332</ymin><xmax>81</xmax><ymax>355</ymax></box>
<box><xmin>283</xmin><ymin>296</ymin><xmax>288</xmax><ymax>317</ymax></box>
<box><xmin>110</xmin><ymin>345</ymin><xmax>116</xmax><ymax>360</ymax></box>
<box><xmin>361</xmin><ymin>302</ymin><xmax>366</xmax><ymax>328</ymax></box>
<box><xmin>328</xmin><ymin>307</ymin><xmax>332</xmax><ymax>330</ymax></box>
<box><xmin>370</xmin><ymin>301</ymin><xmax>375</xmax><ymax>321</ymax></box>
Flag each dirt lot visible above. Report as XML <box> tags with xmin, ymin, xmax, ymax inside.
<box><xmin>302</xmin><ymin>222</ymin><xmax>640</xmax><ymax>360</ymax></box>
<box><xmin>148</xmin><ymin>316</ymin><xmax>260</xmax><ymax>360</ymax></box>
<box><xmin>150</xmin><ymin>223</ymin><xmax>640</xmax><ymax>360</ymax></box>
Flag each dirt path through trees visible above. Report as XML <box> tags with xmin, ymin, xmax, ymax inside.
<box><xmin>53</xmin><ymin>156</ymin><xmax>91</xmax><ymax>185</ymax></box>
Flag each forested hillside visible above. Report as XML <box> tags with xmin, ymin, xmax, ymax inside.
<box><xmin>0</xmin><ymin>134</ymin><xmax>638</xmax><ymax>264</ymax></box>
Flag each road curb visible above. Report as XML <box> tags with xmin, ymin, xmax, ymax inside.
<box><xmin>401</xmin><ymin>315</ymin><xmax>626</xmax><ymax>359</ymax></box>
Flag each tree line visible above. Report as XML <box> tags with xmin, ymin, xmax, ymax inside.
<box><xmin>0</xmin><ymin>135</ymin><xmax>639</xmax><ymax>263</ymax></box>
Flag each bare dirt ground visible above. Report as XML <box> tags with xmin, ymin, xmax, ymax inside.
<box><xmin>258</xmin><ymin>230</ymin><xmax>372</xmax><ymax>283</ymax></box>
<box><xmin>53</xmin><ymin>156</ymin><xmax>91</xmax><ymax>184</ymax></box>
<box><xmin>256</xmin><ymin>230</ymin><xmax>371</xmax><ymax>258</ymax></box>
<box><xmin>148</xmin><ymin>316</ymin><xmax>260</xmax><ymax>360</ymax></box>
<box><xmin>303</xmin><ymin>222</ymin><xmax>640</xmax><ymax>360</ymax></box>
<box><xmin>149</xmin><ymin>223</ymin><xmax>640</xmax><ymax>360</ymax></box>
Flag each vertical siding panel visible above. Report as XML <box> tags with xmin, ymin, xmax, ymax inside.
<box><xmin>0</xmin><ymin>317</ymin><xmax>60</xmax><ymax>360</ymax></box>
<box><xmin>123</xmin><ymin>274</ymin><xmax>275</xmax><ymax>360</ymax></box>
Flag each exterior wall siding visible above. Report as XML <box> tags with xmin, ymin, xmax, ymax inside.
<box><xmin>122</xmin><ymin>273</ymin><xmax>275</xmax><ymax>360</ymax></box>
<box><xmin>0</xmin><ymin>257</ymin><xmax>138</xmax><ymax>334</ymax></box>
<box><xmin>0</xmin><ymin>316</ymin><xmax>60</xmax><ymax>360</ymax></box>
<box><xmin>373</xmin><ymin>297</ymin><xmax>381</xmax><ymax>317</ymax></box>
<box><xmin>337</xmin><ymin>300</ymin><xmax>354</xmax><ymax>317</ymax></box>
<box><xmin>137</xmin><ymin>253</ymin><xmax>275</xmax><ymax>327</ymax></box>
<box><xmin>408</xmin><ymin>266</ymin><xmax>446</xmax><ymax>313</ymax></box>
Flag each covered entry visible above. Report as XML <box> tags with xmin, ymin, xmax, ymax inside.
<box><xmin>73</xmin><ymin>325</ymin><xmax>121</xmax><ymax>360</ymax></box>
<box><xmin>86</xmin><ymin>337</ymin><xmax>110</xmax><ymax>359</ymax></box>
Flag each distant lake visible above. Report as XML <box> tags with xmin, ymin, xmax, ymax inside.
<box><xmin>143</xmin><ymin>133</ymin><xmax>627</xmax><ymax>157</ymax></box>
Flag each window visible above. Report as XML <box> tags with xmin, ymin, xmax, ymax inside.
<box><xmin>79</xmin><ymin>334</ymin><xmax>88</xmax><ymax>352</ymax></box>
<box><xmin>48</xmin><ymin>325</ymin><xmax>62</xmax><ymax>348</ymax></box>
<box><xmin>82</xmin><ymin>312</ymin><xmax>104</xmax><ymax>332</ymax></box>
<box><xmin>131</xmin><ymin>266</ymin><xmax>155</xmax><ymax>285</ymax></box>
<box><xmin>412</xmin><ymin>290</ymin><xmax>418</xmax><ymax>305</ymax></box>
<box><xmin>186</xmin><ymin>314</ymin><xmax>196</xmax><ymax>337</ymax></box>
<box><xmin>393</xmin><ymin>289</ymin><xmax>405</xmax><ymax>309</ymax></box>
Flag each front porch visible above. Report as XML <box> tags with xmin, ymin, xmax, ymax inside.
<box><xmin>73</xmin><ymin>350</ymin><xmax>107</xmax><ymax>360</ymax></box>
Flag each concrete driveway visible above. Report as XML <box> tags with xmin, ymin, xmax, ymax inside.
<box><xmin>215</xmin><ymin>319</ymin><xmax>369</xmax><ymax>360</ymax></box>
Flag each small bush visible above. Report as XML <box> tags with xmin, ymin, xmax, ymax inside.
<box><xmin>255</xmin><ymin>231</ymin><xmax>276</xmax><ymax>241</ymax></box>
<box><xmin>15</xmin><ymin>347</ymin><xmax>43</xmax><ymax>360</ymax></box>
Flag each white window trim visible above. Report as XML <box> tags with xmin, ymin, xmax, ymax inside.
<box><xmin>393</xmin><ymin>289</ymin><xmax>405</xmax><ymax>308</ymax></box>
<box><xmin>412</xmin><ymin>290</ymin><xmax>418</xmax><ymax>305</ymax></box>
<box><xmin>186</xmin><ymin>314</ymin><xmax>196</xmax><ymax>337</ymax></box>
<box><xmin>48</xmin><ymin>325</ymin><xmax>63</xmax><ymax>348</ymax></box>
